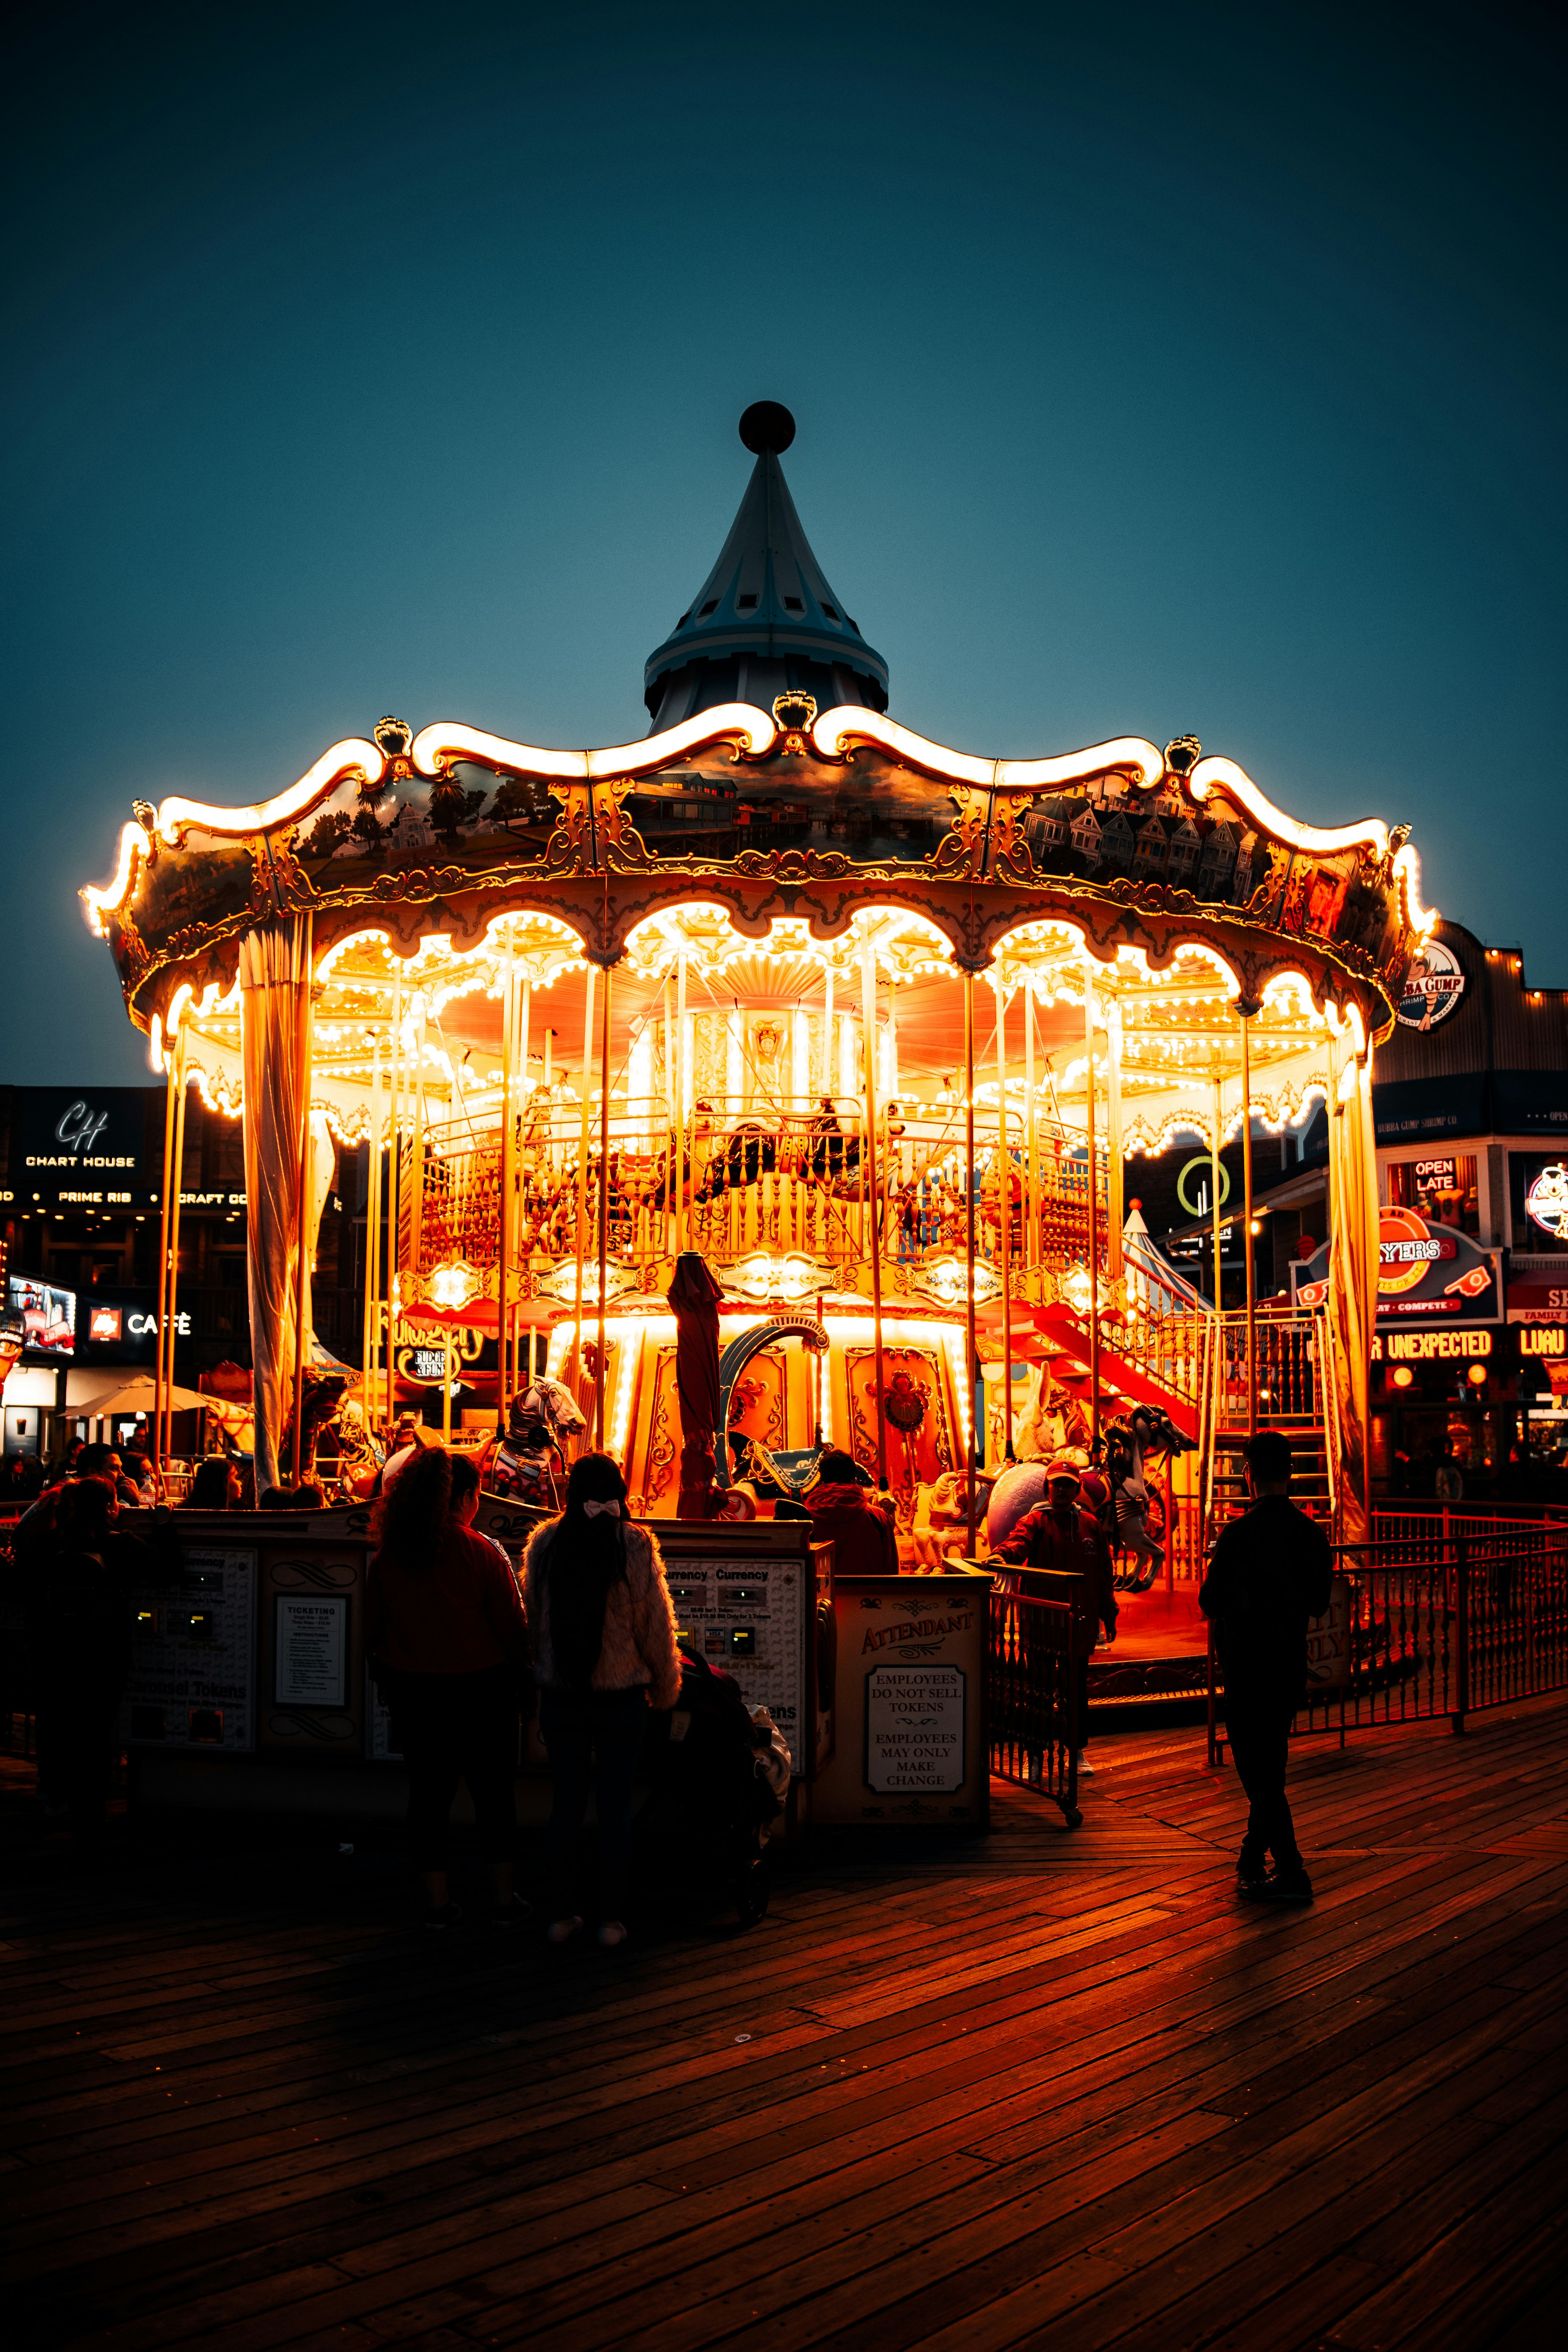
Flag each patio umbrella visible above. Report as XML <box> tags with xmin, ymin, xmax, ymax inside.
<box><xmin>667</xmin><ymin>1251</ymin><xmax>723</xmax><ymax>1517</ymax></box>
<box><xmin>86</xmin><ymin>1375</ymin><xmax>211</xmax><ymax>1419</ymax></box>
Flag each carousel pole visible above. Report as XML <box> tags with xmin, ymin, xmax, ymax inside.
<box><xmin>662</xmin><ymin>974</ymin><xmax>676</xmax><ymax>1258</ymax></box>
<box><xmin>497</xmin><ymin>942</ymin><xmax>514</xmax><ymax>1437</ymax></box>
<box><xmin>1242</xmin><ymin>1013</ymin><xmax>1257</xmax><ymax>1438</ymax></box>
<box><xmin>1209</xmin><ymin>1073</ymin><xmax>1224</xmax><ymax>1315</ymax></box>
<box><xmin>567</xmin><ymin>964</ymin><xmax>595</xmax><ymax>1410</ymax></box>
<box><xmin>363</xmin><ymin>1036</ymin><xmax>382</xmax><ymax>1436</ymax></box>
<box><xmin>386</xmin><ymin>969</ymin><xmax>403</xmax><ymax>1442</ymax></box>
<box><xmin>596</xmin><ymin>961</ymin><xmax>612</xmax><ymax>1450</ymax></box>
<box><xmin>964</xmin><ymin>969</ymin><xmax>978</xmax><ymax>1556</ymax></box>
<box><xmin>160</xmin><ymin>1026</ymin><xmax>191</xmax><ymax>1474</ymax></box>
<box><xmin>442</xmin><ymin>1324</ymin><xmax>452</xmax><ymax>1444</ymax></box>
<box><xmin>152</xmin><ymin>1027</ymin><xmax>178</xmax><ymax>1476</ymax></box>
<box><xmin>860</xmin><ymin>932</ymin><xmax>889</xmax><ymax>1491</ymax></box>
<box><xmin>1106</xmin><ymin>997</ymin><xmax>1125</xmax><ymax>1283</ymax></box>
<box><xmin>289</xmin><ymin>910</ymin><xmax>314</xmax><ymax>1487</ymax></box>
<box><xmin>675</xmin><ymin>945</ymin><xmax>688</xmax><ymax>1255</ymax></box>
<box><xmin>1084</xmin><ymin>978</ymin><xmax>1100</xmax><ymax>1456</ymax></box>
<box><xmin>997</xmin><ymin>976</ymin><xmax>1014</xmax><ymax>1460</ymax></box>
<box><xmin>1024</xmin><ymin>974</ymin><xmax>1038</xmax><ymax>1272</ymax></box>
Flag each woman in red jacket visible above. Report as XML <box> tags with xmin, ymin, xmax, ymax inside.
<box><xmin>366</xmin><ymin>1446</ymin><xmax>530</xmax><ymax>1929</ymax></box>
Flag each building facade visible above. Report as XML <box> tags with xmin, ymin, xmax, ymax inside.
<box><xmin>0</xmin><ymin>1085</ymin><xmax>364</xmax><ymax>1456</ymax></box>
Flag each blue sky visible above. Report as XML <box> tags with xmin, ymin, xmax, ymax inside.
<box><xmin>5</xmin><ymin>0</ymin><xmax>1564</xmax><ymax>1081</ymax></box>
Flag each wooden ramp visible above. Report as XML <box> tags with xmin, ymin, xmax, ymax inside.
<box><xmin>3</xmin><ymin>1700</ymin><xmax>1567</xmax><ymax>2351</ymax></box>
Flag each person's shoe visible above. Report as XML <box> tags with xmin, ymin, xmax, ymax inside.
<box><xmin>423</xmin><ymin>1902</ymin><xmax>463</xmax><ymax>1932</ymax></box>
<box><xmin>597</xmin><ymin>1920</ymin><xmax>629</xmax><ymax>1949</ymax></box>
<box><xmin>1245</xmin><ymin>1866</ymin><xmax>1313</xmax><ymax>1904</ymax></box>
<box><xmin>1073</xmin><ymin>1750</ymin><xmax>1094</xmax><ymax>1777</ymax></box>
<box><xmin>1237</xmin><ymin>1851</ymin><xmax>1270</xmax><ymax>1891</ymax></box>
<box><xmin>488</xmin><ymin>1894</ymin><xmax>533</xmax><ymax>1929</ymax></box>
<box><xmin>546</xmin><ymin>1914</ymin><xmax>584</xmax><ymax>1944</ymax></box>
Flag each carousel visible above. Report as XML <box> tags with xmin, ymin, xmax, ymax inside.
<box><xmin>80</xmin><ymin>401</ymin><xmax>1432</xmax><ymax>1572</ymax></box>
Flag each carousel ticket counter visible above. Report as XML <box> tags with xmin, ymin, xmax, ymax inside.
<box><xmin>122</xmin><ymin>1505</ymin><xmax>836</xmax><ymax>1826</ymax></box>
<box><xmin>812</xmin><ymin>1565</ymin><xmax>993</xmax><ymax>1829</ymax></box>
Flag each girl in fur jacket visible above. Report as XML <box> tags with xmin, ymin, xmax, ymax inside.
<box><xmin>523</xmin><ymin>1452</ymin><xmax>681</xmax><ymax>1948</ymax></box>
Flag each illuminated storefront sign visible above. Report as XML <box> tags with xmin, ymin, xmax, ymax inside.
<box><xmin>1519</xmin><ymin>1326</ymin><xmax>1568</xmax><ymax>1361</ymax></box>
<box><xmin>1396</xmin><ymin>939</ymin><xmax>1465</xmax><ymax>1030</ymax></box>
<box><xmin>1296</xmin><ymin>1207</ymin><xmax>1501</xmax><ymax>1324</ymax></box>
<box><xmin>1524</xmin><ymin>1163</ymin><xmax>1568</xmax><ymax>1237</ymax></box>
<box><xmin>1372</xmin><ymin>1328</ymin><xmax>1493</xmax><ymax>1364</ymax></box>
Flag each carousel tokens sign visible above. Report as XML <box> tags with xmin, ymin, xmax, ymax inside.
<box><xmin>865</xmin><ymin>1663</ymin><xmax>966</xmax><ymax>1794</ymax></box>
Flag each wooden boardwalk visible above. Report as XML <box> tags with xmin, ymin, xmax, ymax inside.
<box><xmin>3</xmin><ymin>1699</ymin><xmax>1567</xmax><ymax>2352</ymax></box>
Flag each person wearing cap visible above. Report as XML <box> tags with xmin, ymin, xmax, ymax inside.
<box><xmin>988</xmin><ymin>1454</ymin><xmax>1117</xmax><ymax>1776</ymax></box>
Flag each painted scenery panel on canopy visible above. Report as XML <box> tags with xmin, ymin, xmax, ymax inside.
<box><xmin>136</xmin><ymin>833</ymin><xmax>256</xmax><ymax>943</ymax></box>
<box><xmin>621</xmin><ymin>745</ymin><xmax>963</xmax><ymax>867</ymax></box>
<box><xmin>845</xmin><ymin>1344</ymin><xmax>957</xmax><ymax>1500</ymax></box>
<box><xmin>289</xmin><ymin>762</ymin><xmax>566</xmax><ymax>890</ymax></box>
<box><xmin>1017</xmin><ymin>773</ymin><xmax>1407</xmax><ymax>972</ymax></box>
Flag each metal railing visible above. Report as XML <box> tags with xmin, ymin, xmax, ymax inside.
<box><xmin>1204</xmin><ymin>1513</ymin><xmax>1568</xmax><ymax>1761</ymax></box>
<box><xmin>405</xmin><ymin>1097</ymin><xmax>1114</xmax><ymax>1292</ymax></box>
<box><xmin>987</xmin><ymin>1590</ymin><xmax>1081</xmax><ymax>1825</ymax></box>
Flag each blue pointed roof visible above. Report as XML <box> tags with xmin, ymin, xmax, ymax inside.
<box><xmin>644</xmin><ymin>405</ymin><xmax>889</xmax><ymax>727</ymax></box>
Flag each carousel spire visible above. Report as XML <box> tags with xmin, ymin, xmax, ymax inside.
<box><xmin>643</xmin><ymin>402</ymin><xmax>890</xmax><ymax>731</ymax></box>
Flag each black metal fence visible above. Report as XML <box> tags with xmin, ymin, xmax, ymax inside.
<box><xmin>987</xmin><ymin>1591</ymin><xmax>1081</xmax><ymax>1825</ymax></box>
<box><xmin>1206</xmin><ymin>1514</ymin><xmax>1568</xmax><ymax>1761</ymax></box>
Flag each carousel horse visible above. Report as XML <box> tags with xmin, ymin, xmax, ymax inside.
<box><xmin>728</xmin><ymin>1429</ymin><xmax>828</xmax><ymax>1500</ymax></box>
<box><xmin>488</xmin><ymin>1374</ymin><xmax>587</xmax><ymax>1506</ymax></box>
<box><xmin>1101</xmin><ymin>1405</ymin><xmax>1196</xmax><ymax>1592</ymax></box>
<box><xmin>696</xmin><ymin>1121</ymin><xmax>778</xmax><ymax>1202</ymax></box>
<box><xmin>276</xmin><ymin>1369</ymin><xmax>350</xmax><ymax>1493</ymax></box>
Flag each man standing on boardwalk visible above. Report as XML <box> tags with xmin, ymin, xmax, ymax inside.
<box><xmin>1200</xmin><ymin>1427</ymin><xmax>1332</xmax><ymax>1903</ymax></box>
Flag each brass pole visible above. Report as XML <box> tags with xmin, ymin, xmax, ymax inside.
<box><xmin>964</xmin><ymin>969</ymin><xmax>978</xmax><ymax>1555</ymax></box>
<box><xmin>596</xmin><ymin>961</ymin><xmax>612</xmax><ymax>1450</ymax></box>
<box><xmin>497</xmin><ymin>944</ymin><xmax>514</xmax><ymax>1435</ymax></box>
<box><xmin>1024</xmin><ymin>975</ymin><xmax>1038</xmax><ymax>1273</ymax></box>
<box><xmin>997</xmin><ymin>977</ymin><xmax>1013</xmax><ymax>1460</ymax></box>
<box><xmin>386</xmin><ymin>970</ymin><xmax>402</xmax><ymax>1442</ymax></box>
<box><xmin>1209</xmin><ymin>1074</ymin><xmax>1224</xmax><ymax>1315</ymax></box>
<box><xmin>1084</xmin><ymin>980</ymin><xmax>1100</xmax><ymax>1455</ymax></box>
<box><xmin>674</xmin><ymin>945</ymin><xmax>687</xmax><ymax>1255</ymax></box>
<box><xmin>1242</xmin><ymin>1014</ymin><xmax>1257</xmax><ymax>1438</ymax></box>
<box><xmin>153</xmin><ymin>1034</ymin><xmax>178</xmax><ymax>1476</ymax></box>
<box><xmin>363</xmin><ymin>1035</ymin><xmax>381</xmax><ymax>1437</ymax></box>
<box><xmin>162</xmin><ymin>1025</ymin><xmax>189</xmax><ymax>1475</ymax></box>
<box><xmin>289</xmin><ymin>911</ymin><xmax>314</xmax><ymax>1486</ymax></box>
<box><xmin>567</xmin><ymin>963</ymin><xmax>594</xmax><ymax>1412</ymax></box>
<box><xmin>1106</xmin><ymin>997</ymin><xmax>1124</xmax><ymax>1282</ymax></box>
<box><xmin>861</xmin><ymin>934</ymin><xmax>888</xmax><ymax>1490</ymax></box>
<box><xmin>663</xmin><ymin>974</ymin><xmax>676</xmax><ymax>1259</ymax></box>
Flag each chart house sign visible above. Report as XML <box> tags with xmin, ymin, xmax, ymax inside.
<box><xmin>1293</xmin><ymin>1209</ymin><xmax>1501</xmax><ymax>1324</ymax></box>
<box><xmin>1396</xmin><ymin>940</ymin><xmax>1465</xmax><ymax>1030</ymax></box>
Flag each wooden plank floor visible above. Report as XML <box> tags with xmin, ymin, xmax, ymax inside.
<box><xmin>3</xmin><ymin>1698</ymin><xmax>1566</xmax><ymax>2352</ymax></box>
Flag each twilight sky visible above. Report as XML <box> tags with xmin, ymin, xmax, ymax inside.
<box><xmin>5</xmin><ymin>0</ymin><xmax>1565</xmax><ymax>1083</ymax></box>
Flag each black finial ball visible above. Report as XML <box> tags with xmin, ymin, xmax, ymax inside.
<box><xmin>739</xmin><ymin>401</ymin><xmax>795</xmax><ymax>455</ymax></box>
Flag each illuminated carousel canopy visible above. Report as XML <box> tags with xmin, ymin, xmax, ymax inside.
<box><xmin>79</xmin><ymin>406</ymin><xmax>1435</xmax><ymax>1515</ymax></box>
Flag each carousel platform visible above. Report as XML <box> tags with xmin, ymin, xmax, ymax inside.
<box><xmin>1089</xmin><ymin>1578</ymin><xmax>1210</xmax><ymax>1704</ymax></box>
